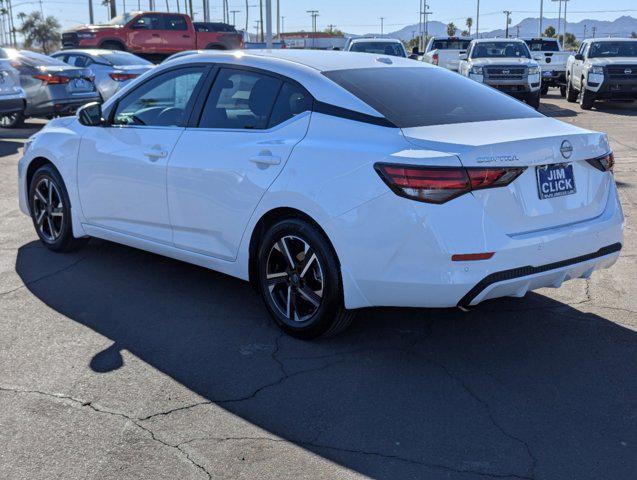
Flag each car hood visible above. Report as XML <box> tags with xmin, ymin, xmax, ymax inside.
<box><xmin>470</xmin><ymin>57</ymin><xmax>537</xmax><ymax>67</ymax></box>
<box><xmin>65</xmin><ymin>24</ymin><xmax>120</xmax><ymax>33</ymax></box>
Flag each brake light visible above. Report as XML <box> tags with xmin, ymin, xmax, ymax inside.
<box><xmin>109</xmin><ymin>72</ymin><xmax>139</xmax><ymax>82</ymax></box>
<box><xmin>586</xmin><ymin>152</ymin><xmax>614</xmax><ymax>172</ymax></box>
<box><xmin>432</xmin><ymin>52</ymin><xmax>439</xmax><ymax>65</ymax></box>
<box><xmin>375</xmin><ymin>164</ymin><xmax>526</xmax><ymax>204</ymax></box>
<box><xmin>33</xmin><ymin>74</ymin><xmax>70</xmax><ymax>85</ymax></box>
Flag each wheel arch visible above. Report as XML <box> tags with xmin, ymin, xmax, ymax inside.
<box><xmin>247</xmin><ymin>207</ymin><xmax>340</xmax><ymax>288</ymax></box>
<box><xmin>98</xmin><ymin>39</ymin><xmax>126</xmax><ymax>50</ymax></box>
<box><xmin>26</xmin><ymin>157</ymin><xmax>59</xmax><ymax>209</ymax></box>
<box><xmin>204</xmin><ymin>44</ymin><xmax>226</xmax><ymax>50</ymax></box>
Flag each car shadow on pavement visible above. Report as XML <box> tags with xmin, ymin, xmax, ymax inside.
<box><xmin>15</xmin><ymin>239</ymin><xmax>637</xmax><ymax>480</ymax></box>
<box><xmin>593</xmin><ymin>102</ymin><xmax>637</xmax><ymax>116</ymax></box>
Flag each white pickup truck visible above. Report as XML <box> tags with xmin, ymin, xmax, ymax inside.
<box><xmin>459</xmin><ymin>38</ymin><xmax>542</xmax><ymax>109</ymax></box>
<box><xmin>422</xmin><ymin>36</ymin><xmax>472</xmax><ymax>72</ymax></box>
<box><xmin>522</xmin><ymin>37</ymin><xmax>570</xmax><ymax>96</ymax></box>
<box><xmin>566</xmin><ymin>37</ymin><xmax>637</xmax><ymax>110</ymax></box>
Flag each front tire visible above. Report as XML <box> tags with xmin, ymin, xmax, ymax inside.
<box><xmin>28</xmin><ymin>164</ymin><xmax>88</xmax><ymax>252</ymax></box>
<box><xmin>566</xmin><ymin>76</ymin><xmax>578</xmax><ymax>103</ymax></box>
<box><xmin>0</xmin><ymin>110</ymin><xmax>24</xmax><ymax>128</ymax></box>
<box><xmin>257</xmin><ymin>218</ymin><xmax>353</xmax><ymax>339</ymax></box>
<box><xmin>559</xmin><ymin>85</ymin><xmax>567</xmax><ymax>98</ymax></box>
<box><xmin>540</xmin><ymin>84</ymin><xmax>549</xmax><ymax>96</ymax></box>
<box><xmin>527</xmin><ymin>91</ymin><xmax>541</xmax><ymax>110</ymax></box>
<box><xmin>579</xmin><ymin>80</ymin><xmax>595</xmax><ymax>110</ymax></box>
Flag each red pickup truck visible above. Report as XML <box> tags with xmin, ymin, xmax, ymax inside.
<box><xmin>62</xmin><ymin>12</ymin><xmax>243</xmax><ymax>55</ymax></box>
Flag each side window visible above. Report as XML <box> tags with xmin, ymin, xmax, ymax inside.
<box><xmin>268</xmin><ymin>82</ymin><xmax>312</xmax><ymax>128</ymax></box>
<box><xmin>582</xmin><ymin>43</ymin><xmax>590</xmax><ymax>59</ymax></box>
<box><xmin>199</xmin><ymin>68</ymin><xmax>282</xmax><ymax>129</ymax></box>
<box><xmin>131</xmin><ymin>14</ymin><xmax>163</xmax><ymax>30</ymax></box>
<box><xmin>166</xmin><ymin>15</ymin><xmax>188</xmax><ymax>31</ymax></box>
<box><xmin>113</xmin><ymin>67</ymin><xmax>206</xmax><ymax>127</ymax></box>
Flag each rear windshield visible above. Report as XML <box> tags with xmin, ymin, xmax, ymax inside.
<box><xmin>322</xmin><ymin>67</ymin><xmax>542</xmax><ymax>128</ymax></box>
<box><xmin>350</xmin><ymin>42</ymin><xmax>406</xmax><ymax>57</ymax></box>
<box><xmin>20</xmin><ymin>51</ymin><xmax>69</xmax><ymax>67</ymax></box>
<box><xmin>471</xmin><ymin>41</ymin><xmax>531</xmax><ymax>59</ymax></box>
<box><xmin>431</xmin><ymin>39</ymin><xmax>471</xmax><ymax>50</ymax></box>
<box><xmin>588</xmin><ymin>41</ymin><xmax>637</xmax><ymax>58</ymax></box>
<box><xmin>524</xmin><ymin>39</ymin><xmax>560</xmax><ymax>52</ymax></box>
<box><xmin>100</xmin><ymin>52</ymin><xmax>152</xmax><ymax>66</ymax></box>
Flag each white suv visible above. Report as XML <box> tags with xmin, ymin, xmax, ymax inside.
<box><xmin>346</xmin><ymin>38</ymin><xmax>407</xmax><ymax>58</ymax></box>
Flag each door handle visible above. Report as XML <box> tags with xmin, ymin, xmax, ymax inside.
<box><xmin>182</xmin><ymin>35</ymin><xmax>190</xmax><ymax>38</ymax></box>
<box><xmin>250</xmin><ymin>153</ymin><xmax>281</xmax><ymax>166</ymax></box>
<box><xmin>152</xmin><ymin>33</ymin><xmax>160</xmax><ymax>37</ymax></box>
<box><xmin>144</xmin><ymin>147</ymin><xmax>168</xmax><ymax>160</ymax></box>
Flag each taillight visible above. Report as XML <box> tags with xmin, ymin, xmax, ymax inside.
<box><xmin>586</xmin><ymin>152</ymin><xmax>614</xmax><ymax>172</ymax></box>
<box><xmin>109</xmin><ymin>72</ymin><xmax>139</xmax><ymax>82</ymax></box>
<box><xmin>33</xmin><ymin>74</ymin><xmax>70</xmax><ymax>85</ymax></box>
<box><xmin>432</xmin><ymin>52</ymin><xmax>439</xmax><ymax>65</ymax></box>
<box><xmin>375</xmin><ymin>163</ymin><xmax>526</xmax><ymax>204</ymax></box>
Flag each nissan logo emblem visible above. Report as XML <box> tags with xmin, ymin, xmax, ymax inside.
<box><xmin>502</xmin><ymin>69</ymin><xmax>510</xmax><ymax>74</ymax></box>
<box><xmin>625</xmin><ymin>68</ymin><xmax>633</xmax><ymax>75</ymax></box>
<box><xmin>560</xmin><ymin>140</ymin><xmax>573</xmax><ymax>159</ymax></box>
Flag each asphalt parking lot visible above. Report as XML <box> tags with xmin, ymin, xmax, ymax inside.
<box><xmin>0</xmin><ymin>93</ymin><xmax>635</xmax><ymax>480</ymax></box>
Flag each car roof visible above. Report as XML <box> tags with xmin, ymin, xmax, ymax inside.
<box><xmin>521</xmin><ymin>37</ymin><xmax>559</xmax><ymax>41</ymax></box>
<box><xmin>52</xmin><ymin>49</ymin><xmax>136</xmax><ymax>57</ymax></box>
<box><xmin>431</xmin><ymin>36</ymin><xmax>471</xmax><ymax>40</ymax></box>
<box><xmin>473</xmin><ymin>38</ymin><xmax>525</xmax><ymax>43</ymax></box>
<box><xmin>350</xmin><ymin>37</ymin><xmax>402</xmax><ymax>43</ymax></box>
<box><xmin>584</xmin><ymin>37</ymin><xmax>637</xmax><ymax>43</ymax></box>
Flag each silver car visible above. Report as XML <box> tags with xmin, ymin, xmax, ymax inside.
<box><xmin>0</xmin><ymin>56</ymin><xmax>26</xmax><ymax>128</ymax></box>
<box><xmin>51</xmin><ymin>49</ymin><xmax>154</xmax><ymax>101</ymax></box>
<box><xmin>2</xmin><ymin>48</ymin><xmax>100</xmax><ymax>125</ymax></box>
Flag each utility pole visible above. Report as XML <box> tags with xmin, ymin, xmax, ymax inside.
<box><xmin>583</xmin><ymin>23</ymin><xmax>587</xmax><ymax>40</ymax></box>
<box><xmin>259</xmin><ymin>0</ymin><xmax>264</xmax><ymax>42</ymax></box>
<box><xmin>539</xmin><ymin>0</ymin><xmax>543</xmax><ymax>36</ymax></box>
<box><xmin>109</xmin><ymin>0</ymin><xmax>116</xmax><ymax>19</ymax></box>
<box><xmin>307</xmin><ymin>10</ymin><xmax>318</xmax><ymax>49</ymax></box>
<box><xmin>591</xmin><ymin>26</ymin><xmax>596</xmax><ymax>38</ymax></box>
<box><xmin>88</xmin><ymin>0</ymin><xmax>94</xmax><ymax>24</ymax></box>
<box><xmin>7</xmin><ymin>0</ymin><xmax>15</xmax><ymax>47</ymax></box>
<box><xmin>516</xmin><ymin>25</ymin><xmax>520</xmax><ymax>38</ymax></box>
<box><xmin>165</xmin><ymin>0</ymin><xmax>169</xmax><ymax>12</ymax></box>
<box><xmin>281</xmin><ymin>16</ymin><xmax>284</xmax><ymax>34</ymax></box>
<box><xmin>379</xmin><ymin>17</ymin><xmax>384</xmax><ymax>35</ymax></box>
<box><xmin>265</xmin><ymin>0</ymin><xmax>272</xmax><ymax>48</ymax></box>
<box><xmin>276</xmin><ymin>0</ymin><xmax>280</xmax><ymax>37</ymax></box>
<box><xmin>202</xmin><ymin>0</ymin><xmax>209</xmax><ymax>21</ymax></box>
<box><xmin>422</xmin><ymin>1</ymin><xmax>432</xmax><ymax>52</ymax></box>
<box><xmin>475</xmin><ymin>0</ymin><xmax>480</xmax><ymax>39</ymax></box>
<box><xmin>563</xmin><ymin>0</ymin><xmax>569</xmax><ymax>38</ymax></box>
<box><xmin>503</xmin><ymin>10</ymin><xmax>511</xmax><ymax>38</ymax></box>
<box><xmin>230</xmin><ymin>10</ymin><xmax>239</xmax><ymax>26</ymax></box>
<box><xmin>245</xmin><ymin>0</ymin><xmax>249</xmax><ymax>30</ymax></box>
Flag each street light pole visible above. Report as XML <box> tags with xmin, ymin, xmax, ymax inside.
<box><xmin>503</xmin><ymin>10</ymin><xmax>511</xmax><ymax>38</ymax></box>
<box><xmin>539</xmin><ymin>0</ymin><xmax>543</xmax><ymax>36</ymax></box>
<box><xmin>475</xmin><ymin>0</ymin><xmax>480</xmax><ymax>39</ymax></box>
<box><xmin>265</xmin><ymin>0</ymin><xmax>272</xmax><ymax>48</ymax></box>
<box><xmin>307</xmin><ymin>10</ymin><xmax>318</xmax><ymax>49</ymax></box>
<box><xmin>88</xmin><ymin>0</ymin><xmax>94</xmax><ymax>24</ymax></box>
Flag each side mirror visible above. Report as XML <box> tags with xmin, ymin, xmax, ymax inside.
<box><xmin>459</xmin><ymin>53</ymin><xmax>468</xmax><ymax>60</ymax></box>
<box><xmin>331</xmin><ymin>46</ymin><xmax>341</xmax><ymax>51</ymax></box>
<box><xmin>408</xmin><ymin>54</ymin><xmax>420</xmax><ymax>60</ymax></box>
<box><xmin>574</xmin><ymin>53</ymin><xmax>584</xmax><ymax>61</ymax></box>
<box><xmin>412</xmin><ymin>46</ymin><xmax>419</xmax><ymax>55</ymax></box>
<box><xmin>77</xmin><ymin>102</ymin><xmax>103</xmax><ymax>126</ymax></box>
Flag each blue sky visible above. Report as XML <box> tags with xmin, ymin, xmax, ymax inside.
<box><xmin>31</xmin><ymin>0</ymin><xmax>637</xmax><ymax>34</ymax></box>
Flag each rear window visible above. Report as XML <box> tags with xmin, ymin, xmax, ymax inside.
<box><xmin>194</xmin><ymin>22</ymin><xmax>237</xmax><ymax>32</ymax></box>
<box><xmin>19</xmin><ymin>51</ymin><xmax>69</xmax><ymax>67</ymax></box>
<box><xmin>524</xmin><ymin>39</ymin><xmax>560</xmax><ymax>52</ymax></box>
<box><xmin>100</xmin><ymin>52</ymin><xmax>152</xmax><ymax>66</ymax></box>
<box><xmin>322</xmin><ymin>67</ymin><xmax>542</xmax><ymax>128</ymax></box>
<box><xmin>431</xmin><ymin>39</ymin><xmax>471</xmax><ymax>50</ymax></box>
<box><xmin>350</xmin><ymin>42</ymin><xmax>406</xmax><ymax>57</ymax></box>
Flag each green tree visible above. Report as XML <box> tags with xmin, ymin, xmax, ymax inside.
<box><xmin>323</xmin><ymin>26</ymin><xmax>344</xmax><ymax>37</ymax></box>
<box><xmin>461</xmin><ymin>30</ymin><xmax>470</xmax><ymax>37</ymax></box>
<box><xmin>446</xmin><ymin>22</ymin><xmax>457</xmax><ymax>36</ymax></box>
<box><xmin>543</xmin><ymin>25</ymin><xmax>556</xmax><ymax>37</ymax></box>
<box><xmin>17</xmin><ymin>11</ymin><xmax>61</xmax><ymax>54</ymax></box>
<box><xmin>465</xmin><ymin>17</ymin><xmax>473</xmax><ymax>36</ymax></box>
<box><xmin>563</xmin><ymin>32</ymin><xmax>576</xmax><ymax>47</ymax></box>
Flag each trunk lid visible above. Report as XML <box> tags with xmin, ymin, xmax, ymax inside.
<box><xmin>402</xmin><ymin>117</ymin><xmax>613</xmax><ymax>234</ymax></box>
<box><xmin>39</xmin><ymin>66</ymin><xmax>96</xmax><ymax>94</ymax></box>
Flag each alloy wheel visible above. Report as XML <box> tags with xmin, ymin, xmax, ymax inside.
<box><xmin>265</xmin><ymin>235</ymin><xmax>324</xmax><ymax>322</ymax></box>
<box><xmin>32</xmin><ymin>177</ymin><xmax>64</xmax><ymax>243</ymax></box>
<box><xmin>0</xmin><ymin>113</ymin><xmax>18</xmax><ymax>127</ymax></box>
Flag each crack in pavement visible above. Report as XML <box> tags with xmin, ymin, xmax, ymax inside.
<box><xmin>0</xmin><ymin>385</ymin><xmax>212</xmax><ymax>480</ymax></box>
<box><xmin>0</xmin><ymin>255</ymin><xmax>89</xmax><ymax>296</ymax></box>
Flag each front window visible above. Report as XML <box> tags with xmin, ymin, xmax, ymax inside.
<box><xmin>131</xmin><ymin>14</ymin><xmax>163</xmax><ymax>30</ymax></box>
<box><xmin>113</xmin><ymin>67</ymin><xmax>206</xmax><ymax>127</ymax></box>
<box><xmin>524</xmin><ymin>39</ymin><xmax>560</xmax><ymax>52</ymax></box>
<box><xmin>104</xmin><ymin>13</ymin><xmax>134</xmax><ymax>26</ymax></box>
<box><xmin>350</xmin><ymin>42</ymin><xmax>406</xmax><ymax>57</ymax></box>
<box><xmin>165</xmin><ymin>15</ymin><xmax>188</xmax><ymax>31</ymax></box>
<box><xmin>322</xmin><ymin>67</ymin><xmax>542</xmax><ymax>128</ymax></box>
<box><xmin>431</xmin><ymin>39</ymin><xmax>471</xmax><ymax>50</ymax></box>
<box><xmin>588</xmin><ymin>41</ymin><xmax>637</xmax><ymax>58</ymax></box>
<box><xmin>471</xmin><ymin>41</ymin><xmax>531</xmax><ymax>59</ymax></box>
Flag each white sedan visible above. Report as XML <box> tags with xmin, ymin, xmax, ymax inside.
<box><xmin>18</xmin><ymin>50</ymin><xmax>624</xmax><ymax>338</ymax></box>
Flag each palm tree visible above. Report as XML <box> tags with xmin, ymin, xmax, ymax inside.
<box><xmin>466</xmin><ymin>17</ymin><xmax>473</xmax><ymax>37</ymax></box>
<box><xmin>446</xmin><ymin>22</ymin><xmax>457</xmax><ymax>37</ymax></box>
<box><xmin>17</xmin><ymin>11</ymin><xmax>61</xmax><ymax>54</ymax></box>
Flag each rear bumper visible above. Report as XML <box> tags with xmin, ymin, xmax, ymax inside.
<box><xmin>336</xmin><ymin>180</ymin><xmax>624</xmax><ymax>309</ymax></box>
<box><xmin>26</xmin><ymin>95</ymin><xmax>101</xmax><ymax>118</ymax></box>
<box><xmin>541</xmin><ymin>70</ymin><xmax>566</xmax><ymax>86</ymax></box>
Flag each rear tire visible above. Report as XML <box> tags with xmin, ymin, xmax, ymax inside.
<box><xmin>566</xmin><ymin>76</ymin><xmax>578</xmax><ymax>103</ymax></box>
<box><xmin>540</xmin><ymin>84</ymin><xmax>549</xmax><ymax>96</ymax></box>
<box><xmin>0</xmin><ymin>110</ymin><xmax>24</xmax><ymax>128</ymax></box>
<box><xmin>28</xmin><ymin>164</ymin><xmax>88</xmax><ymax>253</ymax></box>
<box><xmin>257</xmin><ymin>218</ymin><xmax>354</xmax><ymax>339</ymax></box>
<box><xmin>527</xmin><ymin>91</ymin><xmax>541</xmax><ymax>110</ymax></box>
<box><xmin>579</xmin><ymin>79</ymin><xmax>595</xmax><ymax>110</ymax></box>
<box><xmin>559</xmin><ymin>85</ymin><xmax>567</xmax><ymax>98</ymax></box>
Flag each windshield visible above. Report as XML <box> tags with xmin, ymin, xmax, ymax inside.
<box><xmin>350</xmin><ymin>42</ymin><xmax>406</xmax><ymax>57</ymax></box>
<box><xmin>471</xmin><ymin>41</ymin><xmax>531</xmax><ymax>59</ymax></box>
<box><xmin>100</xmin><ymin>52</ymin><xmax>152</xmax><ymax>66</ymax></box>
<box><xmin>103</xmin><ymin>13</ymin><xmax>134</xmax><ymax>26</ymax></box>
<box><xmin>322</xmin><ymin>67</ymin><xmax>541</xmax><ymax>128</ymax></box>
<box><xmin>431</xmin><ymin>39</ymin><xmax>471</xmax><ymax>50</ymax></box>
<box><xmin>588</xmin><ymin>41</ymin><xmax>637</xmax><ymax>58</ymax></box>
<box><xmin>524</xmin><ymin>39</ymin><xmax>560</xmax><ymax>52</ymax></box>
